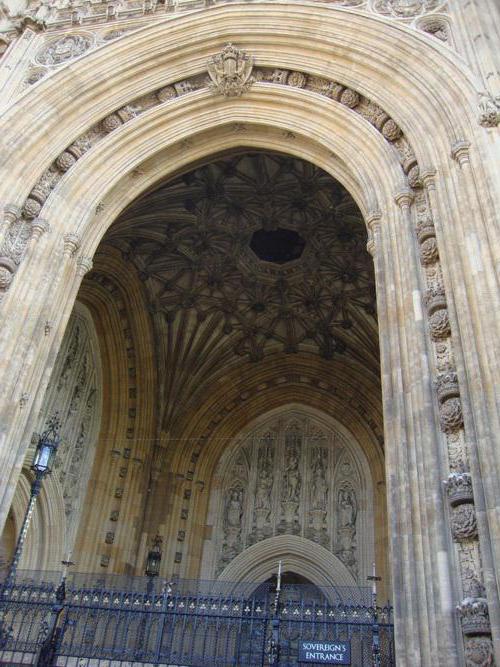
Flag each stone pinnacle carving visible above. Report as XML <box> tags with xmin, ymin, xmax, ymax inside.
<box><xmin>207</xmin><ymin>43</ymin><xmax>254</xmax><ymax>97</ymax></box>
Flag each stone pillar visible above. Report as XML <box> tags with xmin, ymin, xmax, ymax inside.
<box><xmin>422</xmin><ymin>162</ymin><xmax>500</xmax><ymax>666</ymax></box>
<box><xmin>375</xmin><ymin>190</ymin><xmax>463</xmax><ymax>666</ymax></box>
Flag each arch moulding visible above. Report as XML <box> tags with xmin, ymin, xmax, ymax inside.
<box><xmin>217</xmin><ymin>534</ymin><xmax>357</xmax><ymax>592</ymax></box>
<box><xmin>0</xmin><ymin>7</ymin><xmax>499</xmax><ymax>666</ymax></box>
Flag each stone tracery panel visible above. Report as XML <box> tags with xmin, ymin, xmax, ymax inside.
<box><xmin>205</xmin><ymin>409</ymin><xmax>373</xmax><ymax>583</ymax></box>
<box><xmin>29</xmin><ymin>303</ymin><xmax>102</xmax><ymax>554</ymax></box>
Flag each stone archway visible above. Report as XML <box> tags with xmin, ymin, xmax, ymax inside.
<box><xmin>218</xmin><ymin>534</ymin><xmax>357</xmax><ymax>591</ymax></box>
<box><xmin>0</xmin><ymin>7</ymin><xmax>498</xmax><ymax>665</ymax></box>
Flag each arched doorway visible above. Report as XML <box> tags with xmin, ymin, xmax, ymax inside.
<box><xmin>0</xmin><ymin>10</ymin><xmax>498</xmax><ymax>663</ymax></box>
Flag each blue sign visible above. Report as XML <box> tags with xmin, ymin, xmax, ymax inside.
<box><xmin>298</xmin><ymin>640</ymin><xmax>351</xmax><ymax>664</ymax></box>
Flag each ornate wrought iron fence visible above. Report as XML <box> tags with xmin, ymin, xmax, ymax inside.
<box><xmin>0</xmin><ymin>571</ymin><xmax>394</xmax><ymax>666</ymax></box>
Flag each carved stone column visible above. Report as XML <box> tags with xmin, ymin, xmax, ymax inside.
<box><xmin>389</xmin><ymin>188</ymin><xmax>463</xmax><ymax>666</ymax></box>
<box><xmin>421</xmin><ymin>165</ymin><xmax>500</xmax><ymax>665</ymax></box>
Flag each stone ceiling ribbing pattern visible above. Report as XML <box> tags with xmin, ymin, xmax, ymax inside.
<box><xmin>106</xmin><ymin>152</ymin><xmax>378</xmax><ymax>365</ymax></box>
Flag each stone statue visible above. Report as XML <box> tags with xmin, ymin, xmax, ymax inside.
<box><xmin>283</xmin><ymin>447</ymin><xmax>300</xmax><ymax>502</ymax></box>
<box><xmin>311</xmin><ymin>449</ymin><xmax>327</xmax><ymax>511</ymax></box>
<box><xmin>255</xmin><ymin>465</ymin><xmax>273</xmax><ymax>510</ymax></box>
<box><xmin>338</xmin><ymin>488</ymin><xmax>357</xmax><ymax>528</ymax></box>
<box><xmin>335</xmin><ymin>485</ymin><xmax>358</xmax><ymax>576</ymax></box>
<box><xmin>226</xmin><ymin>488</ymin><xmax>243</xmax><ymax>528</ymax></box>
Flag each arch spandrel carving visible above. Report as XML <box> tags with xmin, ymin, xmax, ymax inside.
<box><xmin>203</xmin><ymin>407</ymin><xmax>373</xmax><ymax>585</ymax></box>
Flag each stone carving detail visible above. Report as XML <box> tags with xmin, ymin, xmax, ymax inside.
<box><xmin>429</xmin><ymin>308</ymin><xmax>451</xmax><ymax>340</ymax></box>
<box><xmin>207</xmin><ymin>43</ymin><xmax>254</xmax><ymax>97</ymax></box>
<box><xmin>36</xmin><ymin>35</ymin><xmax>92</xmax><ymax>66</ymax></box>
<box><xmin>252</xmin><ymin>435</ymin><xmax>274</xmax><ymax>543</ymax></box>
<box><xmin>458</xmin><ymin>542</ymin><xmax>483</xmax><ymax>599</ymax></box>
<box><xmin>279</xmin><ymin>424</ymin><xmax>302</xmax><ymax>533</ymax></box>
<box><xmin>440</xmin><ymin>396</ymin><xmax>464</xmax><ymax>433</ymax></box>
<box><xmin>457</xmin><ymin>579</ymin><xmax>491</xmax><ymax>636</ymax></box>
<box><xmin>464</xmin><ymin>637</ymin><xmax>495</xmax><ymax>666</ymax></box>
<box><xmin>31</xmin><ymin>307</ymin><xmax>102</xmax><ymax>552</ymax></box>
<box><xmin>4</xmin><ymin>64</ymin><xmax>419</xmax><ymax>296</ymax></box>
<box><xmin>372</xmin><ymin>0</ymin><xmax>443</xmax><ymax>17</ymax></box>
<box><xmin>335</xmin><ymin>482</ymin><xmax>358</xmax><ymax>577</ymax></box>
<box><xmin>448</xmin><ymin>433</ymin><xmax>469</xmax><ymax>473</ymax></box>
<box><xmin>212</xmin><ymin>412</ymin><xmax>369</xmax><ymax>579</ymax></box>
<box><xmin>309</xmin><ymin>447</ymin><xmax>328</xmax><ymax>544</ymax></box>
<box><xmin>478</xmin><ymin>92</ymin><xmax>500</xmax><ymax>128</ymax></box>
<box><xmin>451</xmin><ymin>504</ymin><xmax>478</xmax><ymax>542</ymax></box>
<box><xmin>2</xmin><ymin>0</ymin><xmax>449</xmax><ymax>38</ymax></box>
<box><xmin>219</xmin><ymin>451</ymin><xmax>249</xmax><ymax>570</ymax></box>
<box><xmin>444</xmin><ymin>472</ymin><xmax>474</xmax><ymax>506</ymax></box>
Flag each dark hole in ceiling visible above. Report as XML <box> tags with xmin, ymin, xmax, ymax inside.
<box><xmin>250</xmin><ymin>227</ymin><xmax>306</xmax><ymax>264</ymax></box>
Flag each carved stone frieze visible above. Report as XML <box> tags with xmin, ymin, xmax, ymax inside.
<box><xmin>372</xmin><ymin>0</ymin><xmax>444</xmax><ymax>18</ymax></box>
<box><xmin>4</xmin><ymin>63</ymin><xmax>420</xmax><ymax>299</ymax></box>
<box><xmin>211</xmin><ymin>411</ymin><xmax>368</xmax><ymax>580</ymax></box>
<box><xmin>451</xmin><ymin>503</ymin><xmax>478</xmax><ymax>542</ymax></box>
<box><xmin>1</xmin><ymin>0</ymin><xmax>450</xmax><ymax>44</ymax></box>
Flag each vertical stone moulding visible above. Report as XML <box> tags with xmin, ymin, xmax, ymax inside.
<box><xmin>418</xmin><ymin>168</ymin><xmax>494</xmax><ymax>660</ymax></box>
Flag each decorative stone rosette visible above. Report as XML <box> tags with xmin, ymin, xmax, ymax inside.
<box><xmin>451</xmin><ymin>503</ymin><xmax>478</xmax><ymax>542</ymax></box>
<box><xmin>435</xmin><ymin>366</ymin><xmax>464</xmax><ymax>433</ymax></box>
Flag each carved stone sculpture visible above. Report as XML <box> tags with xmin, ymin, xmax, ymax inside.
<box><xmin>435</xmin><ymin>367</ymin><xmax>460</xmax><ymax>403</ymax></box>
<box><xmin>464</xmin><ymin>637</ymin><xmax>495</xmax><ymax>666</ymax></box>
<box><xmin>451</xmin><ymin>503</ymin><xmax>478</xmax><ymax>541</ymax></box>
<box><xmin>457</xmin><ymin>579</ymin><xmax>491</xmax><ymax>636</ymax></box>
<box><xmin>207</xmin><ymin>43</ymin><xmax>254</xmax><ymax>97</ymax></box>
<box><xmin>440</xmin><ymin>397</ymin><xmax>464</xmax><ymax>433</ymax></box>
<box><xmin>478</xmin><ymin>92</ymin><xmax>500</xmax><ymax>128</ymax></box>
<box><xmin>311</xmin><ymin>449</ymin><xmax>328</xmax><ymax>511</ymax></box>
<box><xmin>335</xmin><ymin>485</ymin><xmax>358</xmax><ymax>576</ymax></box>
<box><xmin>37</xmin><ymin>35</ymin><xmax>91</xmax><ymax>66</ymax></box>
<box><xmin>444</xmin><ymin>472</ymin><xmax>474</xmax><ymax>506</ymax></box>
<box><xmin>429</xmin><ymin>308</ymin><xmax>451</xmax><ymax>340</ymax></box>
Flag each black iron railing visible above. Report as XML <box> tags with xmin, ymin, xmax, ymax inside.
<box><xmin>0</xmin><ymin>571</ymin><xmax>394</xmax><ymax>666</ymax></box>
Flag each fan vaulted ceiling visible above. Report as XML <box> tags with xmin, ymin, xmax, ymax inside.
<box><xmin>103</xmin><ymin>151</ymin><xmax>379</xmax><ymax>431</ymax></box>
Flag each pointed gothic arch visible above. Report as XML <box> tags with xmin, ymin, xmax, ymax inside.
<box><xmin>0</xmin><ymin>6</ymin><xmax>498</xmax><ymax>665</ymax></box>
